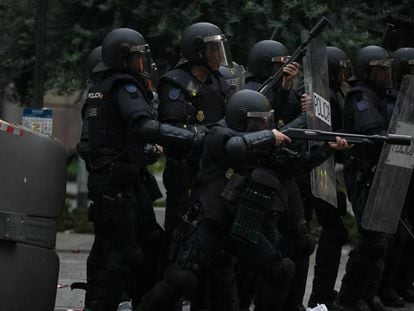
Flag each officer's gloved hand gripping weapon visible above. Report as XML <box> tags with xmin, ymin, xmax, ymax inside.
<box><xmin>258</xmin><ymin>16</ymin><xmax>330</xmax><ymax>96</ymax></box>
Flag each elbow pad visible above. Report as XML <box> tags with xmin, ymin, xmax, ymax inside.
<box><xmin>225</xmin><ymin>130</ymin><xmax>275</xmax><ymax>164</ymax></box>
<box><xmin>138</xmin><ymin>119</ymin><xmax>202</xmax><ymax>152</ymax></box>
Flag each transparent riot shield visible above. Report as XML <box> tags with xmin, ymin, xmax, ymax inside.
<box><xmin>302</xmin><ymin>31</ymin><xmax>337</xmax><ymax>207</ymax></box>
<box><xmin>0</xmin><ymin>119</ymin><xmax>67</xmax><ymax>310</ymax></box>
<box><xmin>362</xmin><ymin>75</ymin><xmax>414</xmax><ymax>233</ymax></box>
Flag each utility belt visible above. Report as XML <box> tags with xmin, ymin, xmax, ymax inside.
<box><xmin>90</xmin><ymin>161</ymin><xmax>140</xmax><ymax>186</ymax></box>
<box><xmin>88</xmin><ymin>192</ymin><xmax>125</xmax><ymax>224</ymax></box>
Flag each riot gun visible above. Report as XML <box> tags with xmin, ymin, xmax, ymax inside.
<box><xmin>258</xmin><ymin>16</ymin><xmax>330</xmax><ymax>95</ymax></box>
<box><xmin>281</xmin><ymin>128</ymin><xmax>413</xmax><ymax>146</ymax></box>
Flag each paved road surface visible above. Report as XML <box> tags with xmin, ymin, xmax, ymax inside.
<box><xmin>54</xmin><ymin>208</ymin><xmax>414</xmax><ymax>311</ymax></box>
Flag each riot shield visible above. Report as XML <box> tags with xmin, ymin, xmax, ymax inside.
<box><xmin>0</xmin><ymin>119</ymin><xmax>66</xmax><ymax>310</ymax></box>
<box><xmin>302</xmin><ymin>31</ymin><xmax>337</xmax><ymax>207</ymax></box>
<box><xmin>362</xmin><ymin>75</ymin><xmax>414</xmax><ymax>233</ymax></box>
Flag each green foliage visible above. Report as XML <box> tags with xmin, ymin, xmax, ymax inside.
<box><xmin>343</xmin><ymin>211</ymin><xmax>358</xmax><ymax>245</ymax></box>
<box><xmin>57</xmin><ymin>200</ymin><xmax>93</xmax><ymax>233</ymax></box>
<box><xmin>1</xmin><ymin>0</ymin><xmax>414</xmax><ymax>102</ymax></box>
<box><xmin>67</xmin><ymin>156</ymin><xmax>78</xmax><ymax>181</ymax></box>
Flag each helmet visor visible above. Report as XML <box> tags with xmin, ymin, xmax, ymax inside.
<box><xmin>369</xmin><ymin>59</ymin><xmax>393</xmax><ymax>89</ymax></box>
<box><xmin>407</xmin><ymin>60</ymin><xmax>414</xmax><ymax>75</ymax></box>
<box><xmin>270</xmin><ymin>55</ymin><xmax>290</xmax><ymax>75</ymax></box>
<box><xmin>204</xmin><ymin>35</ymin><xmax>233</xmax><ymax>68</ymax></box>
<box><xmin>246</xmin><ymin>110</ymin><xmax>275</xmax><ymax>131</ymax></box>
<box><xmin>130</xmin><ymin>44</ymin><xmax>153</xmax><ymax>76</ymax></box>
<box><xmin>130</xmin><ymin>44</ymin><xmax>156</xmax><ymax>89</ymax></box>
<box><xmin>226</xmin><ymin>78</ymin><xmax>241</xmax><ymax>94</ymax></box>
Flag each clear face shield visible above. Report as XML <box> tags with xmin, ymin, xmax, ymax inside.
<box><xmin>130</xmin><ymin>44</ymin><xmax>155</xmax><ymax>90</ymax></box>
<box><xmin>246</xmin><ymin>110</ymin><xmax>275</xmax><ymax>132</ymax></box>
<box><xmin>204</xmin><ymin>34</ymin><xmax>233</xmax><ymax>70</ymax></box>
<box><xmin>369</xmin><ymin>59</ymin><xmax>394</xmax><ymax>89</ymax></box>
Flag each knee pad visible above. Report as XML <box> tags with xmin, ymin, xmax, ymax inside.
<box><xmin>358</xmin><ymin>236</ymin><xmax>388</xmax><ymax>259</ymax></box>
<box><xmin>123</xmin><ymin>245</ymin><xmax>144</xmax><ymax>271</ymax></box>
<box><xmin>165</xmin><ymin>264</ymin><xmax>197</xmax><ymax>295</ymax></box>
<box><xmin>176</xmin><ymin>244</ymin><xmax>205</xmax><ymax>273</ymax></box>
<box><xmin>263</xmin><ymin>257</ymin><xmax>296</xmax><ymax>283</ymax></box>
<box><xmin>139</xmin><ymin>226</ymin><xmax>164</xmax><ymax>248</ymax></box>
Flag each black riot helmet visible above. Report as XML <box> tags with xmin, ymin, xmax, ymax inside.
<box><xmin>219</xmin><ymin>61</ymin><xmax>246</xmax><ymax>94</ymax></box>
<box><xmin>226</xmin><ymin>89</ymin><xmax>274</xmax><ymax>132</ymax></box>
<box><xmin>247</xmin><ymin>40</ymin><xmax>290</xmax><ymax>81</ymax></box>
<box><xmin>180</xmin><ymin>22</ymin><xmax>233</xmax><ymax>70</ymax></box>
<box><xmin>99</xmin><ymin>28</ymin><xmax>156</xmax><ymax>89</ymax></box>
<box><xmin>354</xmin><ymin>45</ymin><xmax>393</xmax><ymax>89</ymax></box>
<box><xmin>86</xmin><ymin>46</ymin><xmax>102</xmax><ymax>77</ymax></box>
<box><xmin>392</xmin><ymin>47</ymin><xmax>414</xmax><ymax>87</ymax></box>
<box><xmin>327</xmin><ymin>46</ymin><xmax>352</xmax><ymax>90</ymax></box>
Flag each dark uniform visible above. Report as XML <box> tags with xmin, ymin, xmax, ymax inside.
<box><xmin>80</xmin><ymin>28</ymin><xmax>202</xmax><ymax>311</ymax></box>
<box><xmin>334</xmin><ymin>45</ymin><xmax>394</xmax><ymax>311</ymax></box>
<box><xmin>138</xmin><ymin>89</ymin><xmax>296</xmax><ymax>311</ymax></box>
<box><xmin>157</xmin><ymin>22</ymin><xmax>234</xmax><ymax>311</ymax></box>
<box><xmin>239</xmin><ymin>40</ymin><xmax>312</xmax><ymax>311</ymax></box>
<box><xmin>157</xmin><ymin>22</ymin><xmax>233</xmax><ymax>238</ymax></box>
<box><xmin>158</xmin><ymin>65</ymin><xmax>230</xmax><ymax>235</ymax></box>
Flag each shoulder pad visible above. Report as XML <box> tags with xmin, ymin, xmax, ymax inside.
<box><xmin>243</xmin><ymin>80</ymin><xmax>261</xmax><ymax>91</ymax></box>
<box><xmin>124</xmin><ymin>83</ymin><xmax>138</xmax><ymax>94</ymax></box>
<box><xmin>168</xmin><ymin>87</ymin><xmax>182</xmax><ymax>100</ymax></box>
<box><xmin>160</xmin><ymin>69</ymin><xmax>197</xmax><ymax>97</ymax></box>
<box><xmin>217</xmin><ymin>74</ymin><xmax>231</xmax><ymax>96</ymax></box>
<box><xmin>356</xmin><ymin>99</ymin><xmax>369</xmax><ymax>112</ymax></box>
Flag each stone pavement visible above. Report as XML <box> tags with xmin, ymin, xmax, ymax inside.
<box><xmin>54</xmin><ymin>209</ymin><xmax>414</xmax><ymax>311</ymax></box>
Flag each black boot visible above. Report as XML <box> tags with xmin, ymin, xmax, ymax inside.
<box><xmin>397</xmin><ymin>286</ymin><xmax>414</xmax><ymax>303</ymax></box>
<box><xmin>379</xmin><ymin>288</ymin><xmax>406</xmax><ymax>308</ymax></box>
<box><xmin>332</xmin><ymin>298</ymin><xmax>371</xmax><ymax>311</ymax></box>
<box><xmin>308</xmin><ymin>290</ymin><xmax>338</xmax><ymax>309</ymax></box>
<box><xmin>365</xmin><ymin>296</ymin><xmax>389</xmax><ymax>311</ymax></box>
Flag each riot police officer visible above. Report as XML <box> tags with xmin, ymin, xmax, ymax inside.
<box><xmin>244</xmin><ymin>40</ymin><xmax>302</xmax><ymax>128</ymax></box>
<box><xmin>157</xmin><ymin>22</ymin><xmax>234</xmax><ymax>310</ymax></box>
<box><xmin>81</xmin><ymin>28</ymin><xmax>203</xmax><ymax>311</ymax></box>
<box><xmin>78</xmin><ymin>45</ymin><xmax>104</xmax><ymax>169</ymax></box>
<box><xmin>137</xmin><ymin>89</ymin><xmax>349</xmax><ymax>311</ymax></box>
<box><xmin>377</xmin><ymin>47</ymin><xmax>414</xmax><ymax>307</ymax></box>
<box><xmin>138</xmin><ymin>89</ymin><xmax>296</xmax><ymax>311</ymax></box>
<box><xmin>307</xmin><ymin>46</ymin><xmax>352</xmax><ymax>308</ymax></box>
<box><xmin>241</xmin><ymin>39</ymin><xmax>312</xmax><ymax>311</ymax></box>
<box><xmin>333</xmin><ymin>45</ymin><xmax>395</xmax><ymax>311</ymax></box>
<box><xmin>157</xmin><ymin>22</ymin><xmax>233</xmax><ymax>238</ymax></box>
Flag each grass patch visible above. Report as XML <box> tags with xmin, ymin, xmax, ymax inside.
<box><xmin>147</xmin><ymin>155</ymin><xmax>165</xmax><ymax>174</ymax></box>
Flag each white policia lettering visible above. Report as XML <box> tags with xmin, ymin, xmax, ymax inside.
<box><xmin>88</xmin><ymin>92</ymin><xmax>104</xmax><ymax>99</ymax></box>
